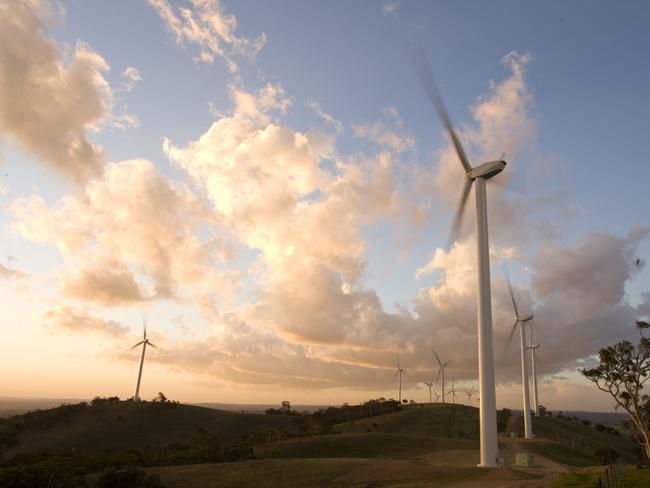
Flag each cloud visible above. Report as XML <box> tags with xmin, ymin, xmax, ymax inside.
<box><xmin>11</xmin><ymin>158</ymin><xmax>236</xmax><ymax>305</ymax></box>
<box><xmin>308</xmin><ymin>100</ymin><xmax>343</xmax><ymax>134</ymax></box>
<box><xmin>0</xmin><ymin>263</ymin><xmax>26</xmax><ymax>280</ymax></box>
<box><xmin>147</xmin><ymin>0</ymin><xmax>266</xmax><ymax>72</ymax></box>
<box><xmin>0</xmin><ymin>0</ymin><xmax>133</xmax><ymax>182</ymax></box>
<box><xmin>382</xmin><ymin>2</ymin><xmax>398</xmax><ymax>15</ymax></box>
<box><xmin>119</xmin><ymin>66</ymin><xmax>142</xmax><ymax>92</ymax></box>
<box><xmin>62</xmin><ymin>259</ymin><xmax>144</xmax><ymax>305</ymax></box>
<box><xmin>41</xmin><ymin>305</ymin><xmax>129</xmax><ymax>337</ymax></box>
<box><xmin>352</xmin><ymin>107</ymin><xmax>415</xmax><ymax>153</ymax></box>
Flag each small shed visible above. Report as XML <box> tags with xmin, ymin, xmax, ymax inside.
<box><xmin>514</xmin><ymin>453</ymin><xmax>534</xmax><ymax>466</ymax></box>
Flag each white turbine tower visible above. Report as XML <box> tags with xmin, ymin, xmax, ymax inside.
<box><xmin>131</xmin><ymin>316</ymin><xmax>156</xmax><ymax>401</ymax></box>
<box><xmin>528</xmin><ymin>325</ymin><xmax>541</xmax><ymax>416</ymax></box>
<box><xmin>393</xmin><ymin>357</ymin><xmax>405</xmax><ymax>403</ymax></box>
<box><xmin>505</xmin><ymin>275</ymin><xmax>534</xmax><ymax>438</ymax></box>
<box><xmin>432</xmin><ymin>348</ymin><xmax>448</xmax><ymax>404</ymax></box>
<box><xmin>412</xmin><ymin>48</ymin><xmax>505</xmax><ymax>466</ymax></box>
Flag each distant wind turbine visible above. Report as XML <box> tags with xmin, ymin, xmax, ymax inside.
<box><xmin>528</xmin><ymin>324</ymin><xmax>541</xmax><ymax>416</ymax></box>
<box><xmin>505</xmin><ymin>273</ymin><xmax>534</xmax><ymax>438</ymax></box>
<box><xmin>130</xmin><ymin>316</ymin><xmax>156</xmax><ymax>401</ymax></box>
<box><xmin>466</xmin><ymin>390</ymin><xmax>475</xmax><ymax>407</ymax></box>
<box><xmin>393</xmin><ymin>356</ymin><xmax>405</xmax><ymax>403</ymax></box>
<box><xmin>411</xmin><ymin>45</ymin><xmax>505</xmax><ymax>467</ymax></box>
<box><xmin>432</xmin><ymin>347</ymin><xmax>449</xmax><ymax>403</ymax></box>
<box><xmin>449</xmin><ymin>378</ymin><xmax>457</xmax><ymax>404</ymax></box>
<box><xmin>422</xmin><ymin>379</ymin><xmax>435</xmax><ymax>404</ymax></box>
<box><xmin>433</xmin><ymin>391</ymin><xmax>440</xmax><ymax>402</ymax></box>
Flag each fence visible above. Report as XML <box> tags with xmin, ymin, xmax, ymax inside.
<box><xmin>594</xmin><ymin>459</ymin><xmax>626</xmax><ymax>488</ymax></box>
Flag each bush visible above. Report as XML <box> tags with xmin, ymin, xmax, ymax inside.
<box><xmin>595</xmin><ymin>424</ymin><xmax>607</xmax><ymax>432</ymax></box>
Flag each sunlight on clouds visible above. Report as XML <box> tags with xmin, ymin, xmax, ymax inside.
<box><xmin>147</xmin><ymin>0</ymin><xmax>266</xmax><ymax>71</ymax></box>
<box><xmin>11</xmin><ymin>159</ymin><xmax>239</xmax><ymax>306</ymax></box>
<box><xmin>0</xmin><ymin>0</ymin><xmax>137</xmax><ymax>182</ymax></box>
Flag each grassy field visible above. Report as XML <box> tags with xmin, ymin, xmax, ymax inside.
<box><xmin>148</xmin><ymin>458</ymin><xmax>488</xmax><ymax>488</ymax></box>
<box><xmin>524</xmin><ymin>416</ymin><xmax>639</xmax><ymax>466</ymax></box>
<box><xmin>336</xmin><ymin>403</ymin><xmax>481</xmax><ymax>439</ymax></box>
<box><xmin>255</xmin><ymin>432</ymin><xmax>476</xmax><ymax>459</ymax></box>
<box><xmin>550</xmin><ymin>467</ymin><xmax>650</xmax><ymax>487</ymax></box>
<box><xmin>1</xmin><ymin>401</ymin><xmax>295</xmax><ymax>455</ymax></box>
<box><xmin>2</xmin><ymin>400</ymin><xmax>645</xmax><ymax>487</ymax></box>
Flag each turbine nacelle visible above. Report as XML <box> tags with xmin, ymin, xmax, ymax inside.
<box><xmin>466</xmin><ymin>160</ymin><xmax>507</xmax><ymax>181</ymax></box>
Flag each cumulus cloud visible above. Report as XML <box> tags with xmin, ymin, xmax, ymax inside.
<box><xmin>11</xmin><ymin>159</ymin><xmax>236</xmax><ymax>305</ymax></box>
<box><xmin>0</xmin><ymin>0</ymin><xmax>134</xmax><ymax>182</ymax></box>
<box><xmin>147</xmin><ymin>0</ymin><xmax>266</xmax><ymax>71</ymax></box>
<box><xmin>41</xmin><ymin>305</ymin><xmax>128</xmax><ymax>337</ymax></box>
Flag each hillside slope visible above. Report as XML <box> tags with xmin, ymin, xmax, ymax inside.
<box><xmin>0</xmin><ymin>401</ymin><xmax>296</xmax><ymax>456</ymax></box>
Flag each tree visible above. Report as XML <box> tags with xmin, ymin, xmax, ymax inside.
<box><xmin>581</xmin><ymin>320</ymin><xmax>650</xmax><ymax>460</ymax></box>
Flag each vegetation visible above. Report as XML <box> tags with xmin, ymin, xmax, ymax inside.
<box><xmin>551</xmin><ymin>467</ymin><xmax>650</xmax><ymax>488</ymax></box>
<box><xmin>581</xmin><ymin>320</ymin><xmax>650</xmax><ymax>460</ymax></box>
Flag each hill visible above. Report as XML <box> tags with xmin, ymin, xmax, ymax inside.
<box><xmin>0</xmin><ymin>399</ymin><xmax>296</xmax><ymax>457</ymax></box>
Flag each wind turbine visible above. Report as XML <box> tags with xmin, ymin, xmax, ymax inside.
<box><xmin>412</xmin><ymin>47</ymin><xmax>505</xmax><ymax>467</ymax></box>
<box><xmin>131</xmin><ymin>316</ymin><xmax>156</xmax><ymax>401</ymax></box>
<box><xmin>449</xmin><ymin>378</ymin><xmax>457</xmax><ymax>404</ymax></box>
<box><xmin>528</xmin><ymin>325</ymin><xmax>541</xmax><ymax>416</ymax></box>
<box><xmin>393</xmin><ymin>356</ymin><xmax>405</xmax><ymax>403</ymax></box>
<box><xmin>433</xmin><ymin>391</ymin><xmax>441</xmax><ymax>402</ymax></box>
<box><xmin>505</xmin><ymin>275</ymin><xmax>534</xmax><ymax>438</ymax></box>
<box><xmin>422</xmin><ymin>379</ymin><xmax>435</xmax><ymax>404</ymax></box>
<box><xmin>466</xmin><ymin>390</ymin><xmax>475</xmax><ymax>407</ymax></box>
<box><xmin>432</xmin><ymin>348</ymin><xmax>448</xmax><ymax>404</ymax></box>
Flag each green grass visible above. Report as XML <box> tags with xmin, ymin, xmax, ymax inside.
<box><xmin>336</xmin><ymin>404</ymin><xmax>481</xmax><ymax>440</ymax></box>
<box><xmin>528</xmin><ymin>416</ymin><xmax>639</xmax><ymax>466</ymax></box>
<box><xmin>255</xmin><ymin>432</ymin><xmax>477</xmax><ymax>459</ymax></box>
<box><xmin>148</xmin><ymin>458</ymin><xmax>485</xmax><ymax>488</ymax></box>
<box><xmin>551</xmin><ymin>467</ymin><xmax>650</xmax><ymax>488</ymax></box>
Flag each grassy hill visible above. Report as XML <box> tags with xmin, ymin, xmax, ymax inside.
<box><xmin>0</xmin><ymin>400</ymin><xmax>296</xmax><ymax>457</ymax></box>
<box><xmin>1</xmin><ymin>399</ymin><xmax>645</xmax><ymax>487</ymax></box>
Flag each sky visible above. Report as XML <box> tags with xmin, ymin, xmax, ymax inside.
<box><xmin>1</xmin><ymin>0</ymin><xmax>649</xmax><ymax>412</ymax></box>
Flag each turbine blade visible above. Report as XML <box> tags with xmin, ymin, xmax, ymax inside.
<box><xmin>432</xmin><ymin>347</ymin><xmax>442</xmax><ymax>366</ymax></box>
<box><xmin>143</xmin><ymin>315</ymin><xmax>147</xmax><ymax>340</ymax></box>
<box><xmin>505</xmin><ymin>319</ymin><xmax>519</xmax><ymax>351</ymax></box>
<box><xmin>447</xmin><ymin>178</ymin><xmax>473</xmax><ymax>248</ymax></box>
<box><xmin>392</xmin><ymin>369</ymin><xmax>399</xmax><ymax>381</ymax></box>
<box><xmin>504</xmin><ymin>267</ymin><xmax>520</xmax><ymax>318</ymax></box>
<box><xmin>130</xmin><ymin>340</ymin><xmax>144</xmax><ymax>350</ymax></box>
<box><xmin>435</xmin><ymin>366</ymin><xmax>441</xmax><ymax>384</ymax></box>
<box><xmin>409</xmin><ymin>44</ymin><xmax>472</xmax><ymax>173</ymax></box>
<box><xmin>147</xmin><ymin>341</ymin><xmax>157</xmax><ymax>348</ymax></box>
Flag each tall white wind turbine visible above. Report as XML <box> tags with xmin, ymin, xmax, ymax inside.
<box><xmin>528</xmin><ymin>325</ymin><xmax>541</xmax><ymax>416</ymax></box>
<box><xmin>505</xmin><ymin>275</ymin><xmax>534</xmax><ymax>438</ymax></box>
<box><xmin>131</xmin><ymin>316</ymin><xmax>156</xmax><ymax>401</ymax></box>
<box><xmin>412</xmin><ymin>48</ymin><xmax>506</xmax><ymax>466</ymax></box>
<box><xmin>432</xmin><ymin>348</ymin><xmax>448</xmax><ymax>404</ymax></box>
<box><xmin>393</xmin><ymin>357</ymin><xmax>405</xmax><ymax>403</ymax></box>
